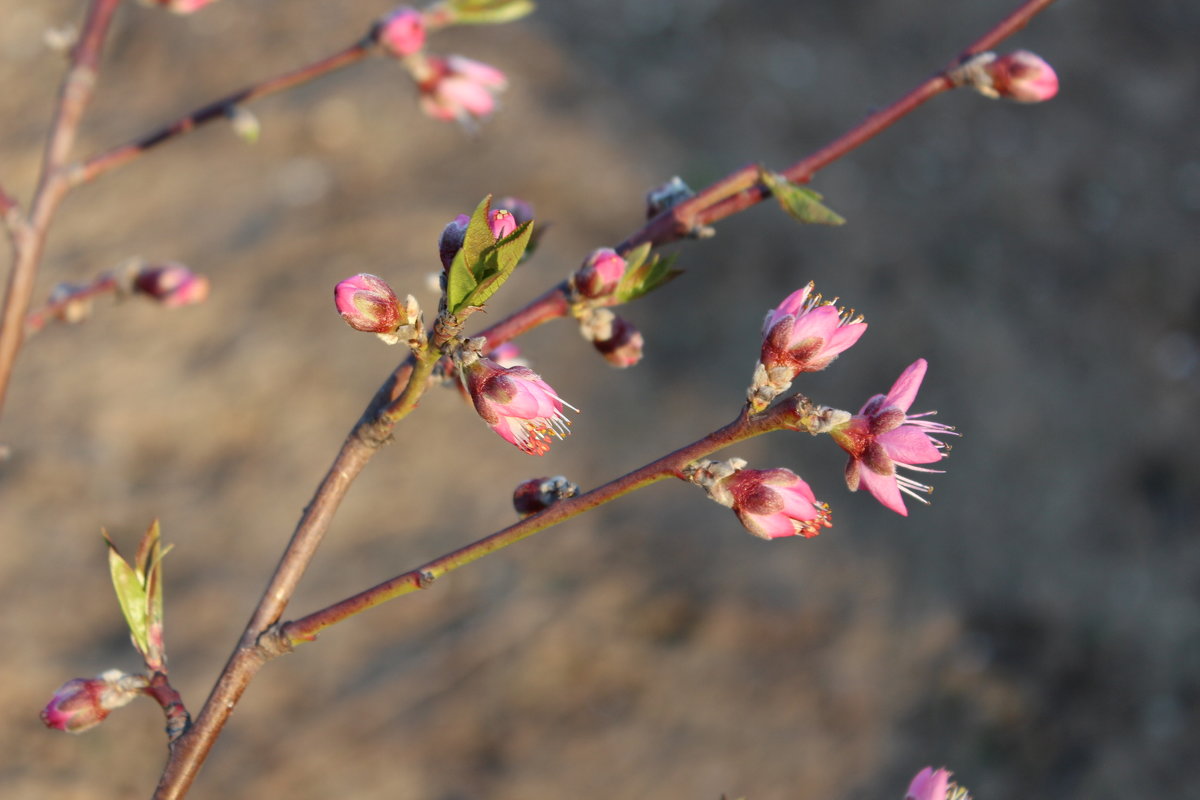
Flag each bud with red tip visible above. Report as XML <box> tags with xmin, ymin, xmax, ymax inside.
<box><xmin>950</xmin><ymin>50</ymin><xmax>1058</xmax><ymax>104</ymax></box>
<box><xmin>40</xmin><ymin>670</ymin><xmax>147</xmax><ymax>734</ymax></box>
<box><xmin>686</xmin><ymin>458</ymin><xmax>832</xmax><ymax>540</ymax></box>
<box><xmin>334</xmin><ymin>273</ymin><xmax>408</xmax><ymax>343</ymax></box>
<box><xmin>573</xmin><ymin>248</ymin><xmax>627</xmax><ymax>299</ymax></box>
<box><xmin>579</xmin><ymin>308</ymin><xmax>644</xmax><ymax>368</ymax></box>
<box><xmin>513</xmin><ymin>475</ymin><xmax>579</xmax><ymax>516</ymax></box>
<box><xmin>132</xmin><ymin>262</ymin><xmax>210</xmax><ymax>308</ymax></box>
<box><xmin>378</xmin><ymin>6</ymin><xmax>426</xmax><ymax>57</ymax></box>
<box><xmin>418</xmin><ymin>55</ymin><xmax>507</xmax><ymax>127</ymax></box>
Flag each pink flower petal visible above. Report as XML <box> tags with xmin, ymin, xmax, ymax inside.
<box><xmin>858</xmin><ymin>465</ymin><xmax>908</xmax><ymax>515</ymax></box>
<box><xmin>878</xmin><ymin>426</ymin><xmax>945</xmax><ymax>465</ymax></box>
<box><xmin>884</xmin><ymin>358</ymin><xmax>928</xmax><ymax>412</ymax></box>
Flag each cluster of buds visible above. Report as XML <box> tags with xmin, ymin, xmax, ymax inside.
<box><xmin>686</xmin><ymin>458</ymin><xmax>832</xmax><ymax>540</ymax></box>
<box><xmin>749</xmin><ymin>282</ymin><xmax>866</xmax><ymax>412</ymax></box>
<box><xmin>906</xmin><ymin>767</ymin><xmax>973</xmax><ymax>800</ymax></box>
<box><xmin>40</xmin><ymin>670</ymin><xmax>147</xmax><ymax>734</ymax></box>
<box><xmin>376</xmin><ymin>7</ymin><xmax>509</xmax><ymax>129</ymax></box>
<box><xmin>570</xmin><ymin>248</ymin><xmax>644</xmax><ymax>368</ymax></box>
<box><xmin>333</xmin><ymin>273</ymin><xmax>423</xmax><ymax>347</ymax></box>
<box><xmin>949</xmin><ymin>50</ymin><xmax>1059</xmax><ymax>103</ymax></box>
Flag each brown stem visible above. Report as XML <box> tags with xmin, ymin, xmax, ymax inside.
<box><xmin>275</xmin><ymin>405</ymin><xmax>798</xmax><ymax>644</ymax></box>
<box><xmin>0</xmin><ymin>0</ymin><xmax>121</xmax><ymax>422</ymax></box>
<box><xmin>71</xmin><ymin>35</ymin><xmax>377</xmax><ymax>187</ymax></box>
<box><xmin>145</xmin><ymin>672</ymin><xmax>191</xmax><ymax>744</ymax></box>
<box><xmin>24</xmin><ymin>272</ymin><xmax>121</xmax><ymax>335</ymax></box>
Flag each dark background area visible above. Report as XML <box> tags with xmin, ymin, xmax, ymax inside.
<box><xmin>1</xmin><ymin>1</ymin><xmax>1197</xmax><ymax>798</ymax></box>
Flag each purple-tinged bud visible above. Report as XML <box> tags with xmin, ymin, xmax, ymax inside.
<box><xmin>488</xmin><ymin>208</ymin><xmax>518</xmax><ymax>240</ymax></box>
<box><xmin>378</xmin><ymin>7</ymin><xmax>426</xmax><ymax>57</ymax></box>
<box><xmin>513</xmin><ymin>475</ymin><xmax>579</xmax><ymax>517</ymax></box>
<box><xmin>132</xmin><ymin>262</ymin><xmax>210</xmax><ymax>308</ymax></box>
<box><xmin>573</xmin><ymin>248</ymin><xmax>627</xmax><ymax>299</ymax></box>
<box><xmin>40</xmin><ymin>670</ymin><xmax>146</xmax><ymax>734</ymax></box>
<box><xmin>581</xmin><ymin>310</ymin><xmax>643</xmax><ymax>368</ymax></box>
<box><xmin>987</xmin><ymin>50</ymin><xmax>1059</xmax><ymax>103</ymax></box>
<box><xmin>334</xmin><ymin>273</ymin><xmax>401</xmax><ymax>335</ymax></box>
<box><xmin>439</xmin><ymin>214</ymin><xmax>471</xmax><ymax>271</ymax></box>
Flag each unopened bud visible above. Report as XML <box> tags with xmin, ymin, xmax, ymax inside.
<box><xmin>986</xmin><ymin>50</ymin><xmax>1059</xmax><ymax>103</ymax></box>
<box><xmin>573</xmin><ymin>248</ymin><xmax>627</xmax><ymax>299</ymax></box>
<box><xmin>40</xmin><ymin>670</ymin><xmax>146</xmax><ymax>734</ymax></box>
<box><xmin>580</xmin><ymin>309</ymin><xmax>644</xmax><ymax>368</ymax></box>
<box><xmin>132</xmin><ymin>262</ymin><xmax>210</xmax><ymax>307</ymax></box>
<box><xmin>378</xmin><ymin>6</ymin><xmax>426</xmax><ymax>57</ymax></box>
<box><xmin>438</xmin><ymin>214</ymin><xmax>470</xmax><ymax>271</ymax></box>
<box><xmin>645</xmin><ymin>176</ymin><xmax>694</xmax><ymax>218</ymax></box>
<box><xmin>488</xmin><ymin>208</ymin><xmax>517</xmax><ymax>240</ymax></box>
<box><xmin>334</xmin><ymin>273</ymin><xmax>401</xmax><ymax>335</ymax></box>
<box><xmin>513</xmin><ymin>475</ymin><xmax>579</xmax><ymax>516</ymax></box>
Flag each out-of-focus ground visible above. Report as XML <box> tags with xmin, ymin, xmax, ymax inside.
<box><xmin>1</xmin><ymin>1</ymin><xmax>1197</xmax><ymax>798</ymax></box>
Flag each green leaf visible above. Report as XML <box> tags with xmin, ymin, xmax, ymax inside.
<box><xmin>613</xmin><ymin>243</ymin><xmax>682</xmax><ymax>304</ymax></box>
<box><xmin>445</xmin><ymin>196</ymin><xmax>495</xmax><ymax>312</ymax></box>
<box><xmin>105</xmin><ymin>531</ymin><xmax>150</xmax><ymax>659</ymax></box>
<box><xmin>461</xmin><ymin>221</ymin><xmax>534</xmax><ymax>310</ymax></box>
<box><xmin>448</xmin><ymin>0</ymin><xmax>536</xmax><ymax>24</ymax></box>
<box><xmin>760</xmin><ymin>170</ymin><xmax>846</xmax><ymax>226</ymax></box>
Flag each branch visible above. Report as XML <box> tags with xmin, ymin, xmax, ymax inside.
<box><xmin>70</xmin><ymin>34</ymin><xmax>378</xmax><ymax>186</ymax></box>
<box><xmin>0</xmin><ymin>0</ymin><xmax>122</xmax><ymax>422</ymax></box>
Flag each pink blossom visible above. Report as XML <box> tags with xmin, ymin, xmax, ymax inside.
<box><xmin>830</xmin><ymin>359</ymin><xmax>956</xmax><ymax>516</ymax></box>
<box><xmin>715</xmin><ymin>467</ymin><xmax>832</xmax><ymax>540</ymax></box>
<box><xmin>378</xmin><ymin>7</ymin><xmax>426</xmax><ymax>57</ymax></box>
<box><xmin>132</xmin><ymin>263</ymin><xmax>209</xmax><ymax>308</ymax></box>
<box><xmin>905</xmin><ymin>767</ymin><xmax>951</xmax><ymax>800</ymax></box>
<box><xmin>334</xmin><ymin>273</ymin><xmax>401</xmax><ymax>334</ymax></box>
<box><xmin>462</xmin><ymin>358</ymin><xmax>576</xmax><ymax>455</ymax></box>
<box><xmin>40</xmin><ymin>671</ymin><xmax>144</xmax><ymax>734</ymax></box>
<box><xmin>419</xmin><ymin>56</ymin><xmax>507</xmax><ymax>127</ymax></box>
<box><xmin>760</xmin><ymin>282</ymin><xmax>867</xmax><ymax>375</ymax></box>
<box><xmin>574</xmin><ymin>248</ymin><xmax>628</xmax><ymax>299</ymax></box>
<box><xmin>488</xmin><ymin>208</ymin><xmax>518</xmax><ymax>240</ymax></box>
<box><xmin>987</xmin><ymin>50</ymin><xmax>1059</xmax><ymax>103</ymax></box>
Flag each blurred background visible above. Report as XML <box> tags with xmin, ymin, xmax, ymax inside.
<box><xmin>1</xmin><ymin>0</ymin><xmax>1197</xmax><ymax>798</ymax></box>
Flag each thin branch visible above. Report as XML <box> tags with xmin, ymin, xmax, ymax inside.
<box><xmin>0</xmin><ymin>0</ymin><xmax>122</xmax><ymax>422</ymax></box>
<box><xmin>70</xmin><ymin>34</ymin><xmax>378</xmax><ymax>186</ymax></box>
<box><xmin>148</xmin><ymin>0</ymin><xmax>1060</xmax><ymax>795</ymax></box>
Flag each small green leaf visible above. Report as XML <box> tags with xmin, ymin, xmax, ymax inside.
<box><xmin>613</xmin><ymin>243</ymin><xmax>682</xmax><ymax>304</ymax></box>
<box><xmin>461</xmin><ymin>221</ymin><xmax>534</xmax><ymax>310</ymax></box>
<box><xmin>760</xmin><ymin>170</ymin><xmax>846</xmax><ymax>226</ymax></box>
<box><xmin>105</xmin><ymin>532</ymin><xmax>150</xmax><ymax>659</ymax></box>
<box><xmin>448</xmin><ymin>0</ymin><xmax>536</xmax><ymax>24</ymax></box>
<box><xmin>445</xmin><ymin>196</ymin><xmax>495</xmax><ymax>312</ymax></box>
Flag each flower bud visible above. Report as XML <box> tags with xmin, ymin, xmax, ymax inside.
<box><xmin>512</xmin><ymin>475</ymin><xmax>579</xmax><ymax>516</ymax></box>
<box><xmin>494</xmin><ymin>196</ymin><xmax>535</xmax><ymax>226</ymax></box>
<box><xmin>378</xmin><ymin>7</ymin><xmax>426</xmax><ymax>57</ymax></box>
<box><xmin>580</xmin><ymin>309</ymin><xmax>643</xmax><ymax>368</ymax></box>
<box><xmin>986</xmin><ymin>50</ymin><xmax>1059</xmax><ymax>103</ymax></box>
<box><xmin>334</xmin><ymin>273</ymin><xmax>401</xmax><ymax>335</ymax></box>
<box><xmin>132</xmin><ymin>262</ymin><xmax>210</xmax><ymax>307</ymax></box>
<box><xmin>488</xmin><ymin>208</ymin><xmax>517</xmax><ymax>240</ymax></box>
<box><xmin>687</xmin><ymin>459</ymin><xmax>831</xmax><ymax>540</ymax></box>
<box><xmin>147</xmin><ymin>0</ymin><xmax>220</xmax><ymax>13</ymax></box>
<box><xmin>460</xmin><ymin>356</ymin><xmax>576</xmax><ymax>455</ymax></box>
<box><xmin>40</xmin><ymin>670</ymin><xmax>146</xmax><ymax>734</ymax></box>
<box><xmin>573</xmin><ymin>248</ymin><xmax>627</xmax><ymax>299</ymax></box>
<box><xmin>439</xmin><ymin>214</ymin><xmax>471</xmax><ymax>271</ymax></box>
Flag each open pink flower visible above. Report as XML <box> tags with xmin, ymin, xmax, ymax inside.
<box><xmin>715</xmin><ymin>467</ymin><xmax>832</xmax><ymax>539</ymax></box>
<box><xmin>830</xmin><ymin>359</ymin><xmax>956</xmax><ymax>516</ymax></box>
<box><xmin>462</xmin><ymin>357</ymin><xmax>576</xmax><ymax>455</ymax></box>
<box><xmin>418</xmin><ymin>56</ymin><xmax>507</xmax><ymax>127</ymax></box>
<box><xmin>750</xmin><ymin>282</ymin><xmax>866</xmax><ymax>411</ymax></box>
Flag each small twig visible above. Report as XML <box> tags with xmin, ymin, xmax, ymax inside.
<box><xmin>0</xmin><ymin>0</ymin><xmax>122</xmax><ymax>422</ymax></box>
<box><xmin>23</xmin><ymin>272</ymin><xmax>121</xmax><ymax>335</ymax></box>
<box><xmin>144</xmin><ymin>672</ymin><xmax>191</xmax><ymax>744</ymax></box>
<box><xmin>70</xmin><ymin>34</ymin><xmax>378</xmax><ymax>186</ymax></box>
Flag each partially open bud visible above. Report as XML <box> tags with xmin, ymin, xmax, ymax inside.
<box><xmin>418</xmin><ymin>55</ymin><xmax>507</xmax><ymax>128</ymax></box>
<box><xmin>687</xmin><ymin>459</ymin><xmax>832</xmax><ymax>540</ymax></box>
<box><xmin>513</xmin><ymin>475</ymin><xmax>579</xmax><ymax>516</ymax></box>
<box><xmin>40</xmin><ymin>670</ymin><xmax>147</xmax><ymax>734</ymax></box>
<box><xmin>459</xmin><ymin>354</ymin><xmax>576</xmax><ymax>455</ymax></box>
<box><xmin>579</xmin><ymin>308</ymin><xmax>644</xmax><ymax>368</ymax></box>
<box><xmin>132</xmin><ymin>262</ymin><xmax>210</xmax><ymax>308</ymax></box>
<box><xmin>494</xmin><ymin>196</ymin><xmax>535</xmax><ymax>226</ymax></box>
<box><xmin>573</xmin><ymin>248</ymin><xmax>627</xmax><ymax>299</ymax></box>
<box><xmin>378</xmin><ymin>7</ymin><xmax>426</xmax><ymax>57</ymax></box>
<box><xmin>489</xmin><ymin>208</ymin><xmax>517</xmax><ymax>240</ymax></box>
<box><xmin>334</xmin><ymin>273</ymin><xmax>401</xmax><ymax>337</ymax></box>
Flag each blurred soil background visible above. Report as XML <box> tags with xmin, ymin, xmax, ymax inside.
<box><xmin>1</xmin><ymin>0</ymin><xmax>1197</xmax><ymax>798</ymax></box>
